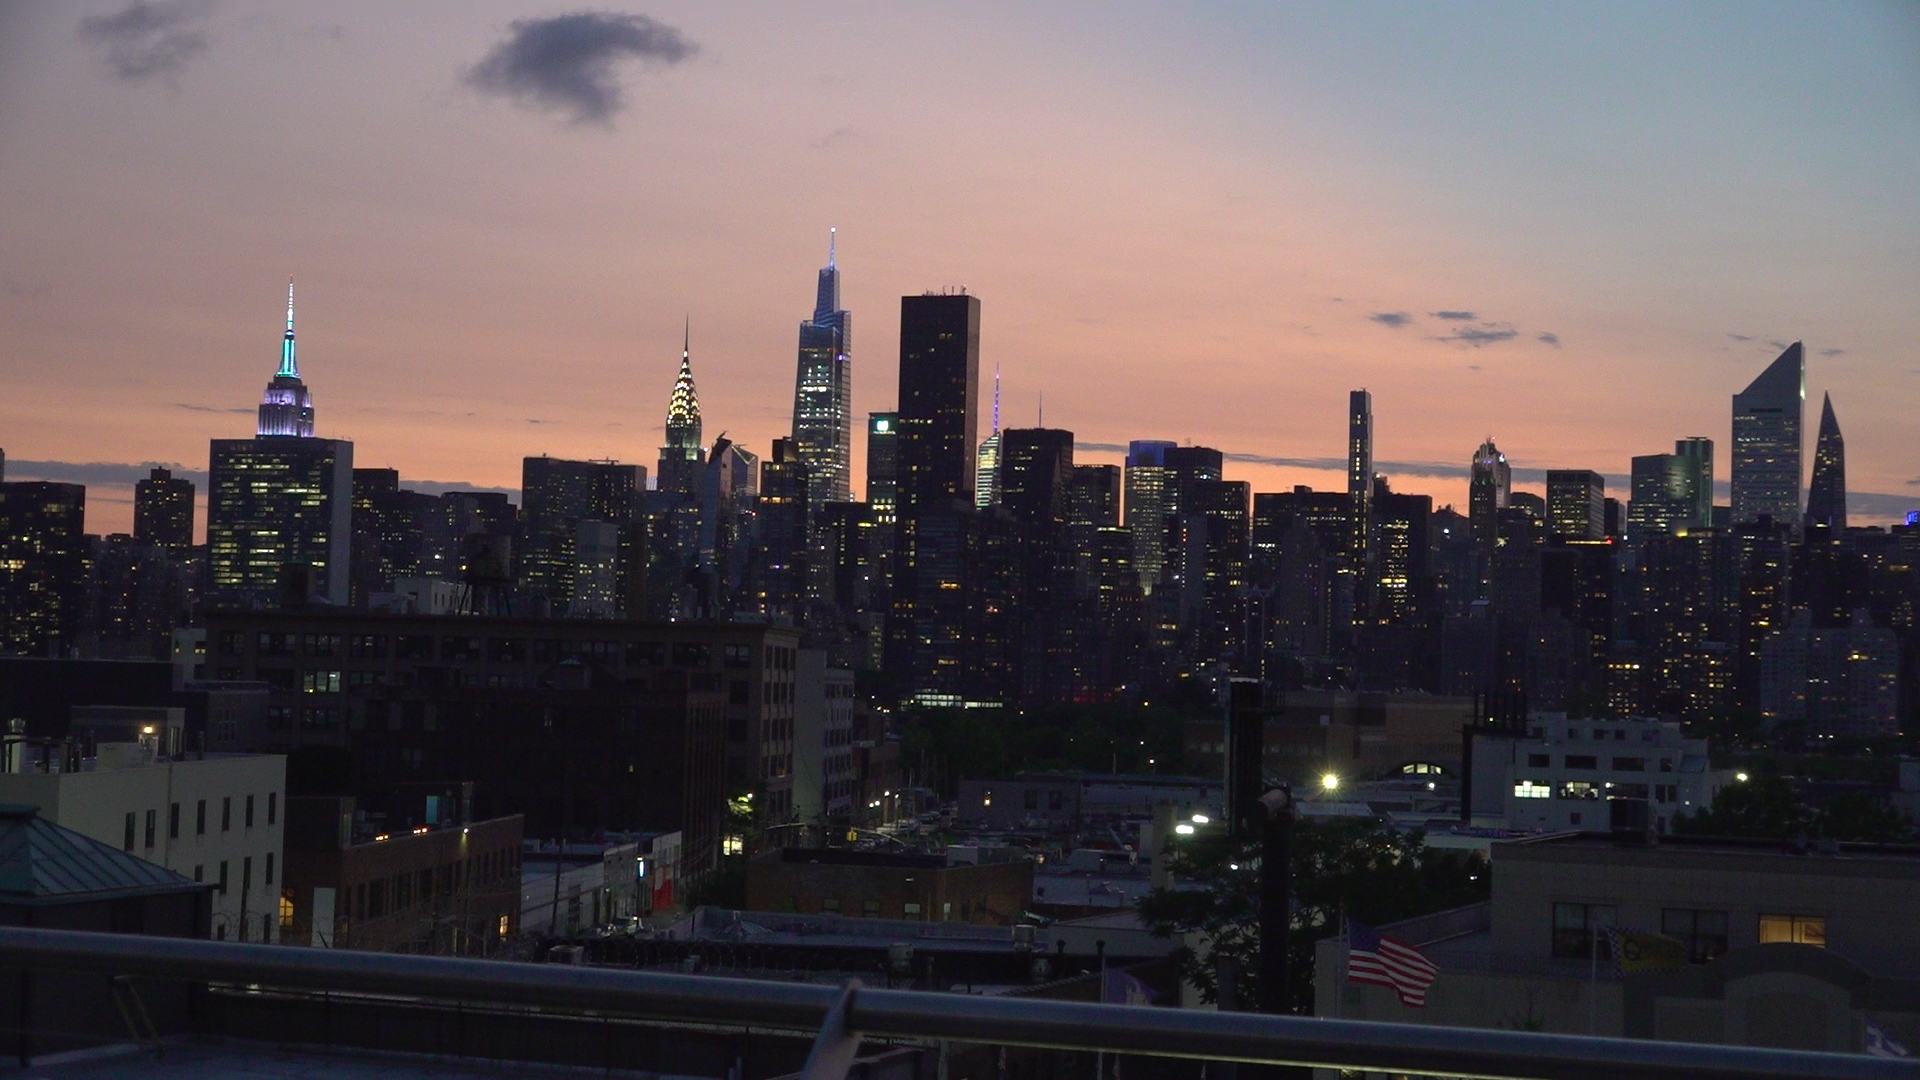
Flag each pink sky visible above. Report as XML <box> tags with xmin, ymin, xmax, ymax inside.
<box><xmin>2</xmin><ymin>2</ymin><xmax>1915</xmax><ymax>536</ymax></box>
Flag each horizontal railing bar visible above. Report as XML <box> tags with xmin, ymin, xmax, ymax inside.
<box><xmin>0</xmin><ymin>927</ymin><xmax>1910</xmax><ymax>1080</ymax></box>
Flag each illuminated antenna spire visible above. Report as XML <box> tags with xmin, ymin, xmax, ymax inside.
<box><xmin>992</xmin><ymin>366</ymin><xmax>1001</xmax><ymax>434</ymax></box>
<box><xmin>828</xmin><ymin>227</ymin><xmax>837</xmax><ymax>269</ymax></box>
<box><xmin>683</xmin><ymin>314</ymin><xmax>690</xmax><ymax>364</ymax></box>
<box><xmin>278</xmin><ymin>277</ymin><xmax>299</xmax><ymax>378</ymax></box>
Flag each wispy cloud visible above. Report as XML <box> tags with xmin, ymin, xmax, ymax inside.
<box><xmin>466</xmin><ymin>11</ymin><xmax>697</xmax><ymax>126</ymax></box>
<box><xmin>78</xmin><ymin>0</ymin><xmax>211</xmax><ymax>81</ymax></box>
<box><xmin>172</xmin><ymin>402</ymin><xmax>251</xmax><ymax>415</ymax></box>
<box><xmin>4</xmin><ymin>460</ymin><xmax>209</xmax><ymax>488</ymax></box>
<box><xmin>1537</xmin><ymin>332</ymin><xmax>1561</xmax><ymax>347</ymax></box>
<box><xmin>1430</xmin><ymin>310</ymin><xmax>1477</xmax><ymax>321</ymax></box>
<box><xmin>1820</xmin><ymin>348</ymin><xmax>1845</xmax><ymax>357</ymax></box>
<box><xmin>810</xmin><ymin>126</ymin><xmax>857</xmax><ymax>151</ymax></box>
<box><xmin>1367</xmin><ymin>312</ymin><xmax>1411</xmax><ymax>328</ymax></box>
<box><xmin>1434</xmin><ymin>324</ymin><xmax>1519</xmax><ymax>348</ymax></box>
<box><xmin>1727</xmin><ymin>333</ymin><xmax>1753</xmax><ymax>343</ymax></box>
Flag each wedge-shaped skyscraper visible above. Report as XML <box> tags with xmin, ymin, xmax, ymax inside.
<box><xmin>1731</xmin><ymin>342</ymin><xmax>1803</xmax><ymax>527</ymax></box>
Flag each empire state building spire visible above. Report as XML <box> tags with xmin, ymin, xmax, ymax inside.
<box><xmin>258</xmin><ymin>277</ymin><xmax>316</xmax><ymax>437</ymax></box>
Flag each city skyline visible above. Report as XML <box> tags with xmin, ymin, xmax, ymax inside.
<box><xmin>3</xmin><ymin>3</ymin><xmax>1917</xmax><ymax>535</ymax></box>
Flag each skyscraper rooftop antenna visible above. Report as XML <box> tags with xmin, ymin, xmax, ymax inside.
<box><xmin>828</xmin><ymin>227</ymin><xmax>836</xmax><ymax>270</ymax></box>
<box><xmin>992</xmin><ymin>366</ymin><xmax>1001</xmax><ymax>434</ymax></box>
<box><xmin>683</xmin><ymin>315</ymin><xmax>690</xmax><ymax>362</ymax></box>
<box><xmin>278</xmin><ymin>277</ymin><xmax>298</xmax><ymax>378</ymax></box>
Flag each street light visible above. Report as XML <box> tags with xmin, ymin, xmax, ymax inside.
<box><xmin>1735</xmin><ymin>772</ymin><xmax>1749</xmax><ymax>782</ymax></box>
<box><xmin>1174</xmin><ymin>823</ymin><xmax>1195</xmax><ymax>835</ymax></box>
<box><xmin>1321</xmin><ymin>773</ymin><xmax>1340</xmax><ymax>792</ymax></box>
<box><xmin>1190</xmin><ymin>813</ymin><xmax>1210</xmax><ymax>824</ymax></box>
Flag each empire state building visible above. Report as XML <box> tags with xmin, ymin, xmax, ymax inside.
<box><xmin>257</xmin><ymin>281</ymin><xmax>316</xmax><ymax>437</ymax></box>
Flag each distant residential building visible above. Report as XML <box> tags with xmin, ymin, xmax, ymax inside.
<box><xmin>792</xmin><ymin>649</ymin><xmax>856</xmax><ymax>827</ymax></box>
<box><xmin>0</xmin><ymin>480</ymin><xmax>88</xmax><ymax>656</ymax></box>
<box><xmin>1187</xmin><ymin>690</ymin><xmax>1475</xmax><ymax>785</ymax></box>
<box><xmin>134</xmin><ymin>466</ymin><xmax>196</xmax><ymax>555</ymax></box>
<box><xmin>1348</xmin><ymin>389</ymin><xmax>1373</xmax><ymax>570</ymax></box>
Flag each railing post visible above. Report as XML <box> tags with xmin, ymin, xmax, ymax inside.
<box><xmin>799</xmin><ymin>979</ymin><xmax>864</xmax><ymax>1080</ymax></box>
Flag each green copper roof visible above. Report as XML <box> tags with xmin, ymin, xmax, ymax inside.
<box><xmin>0</xmin><ymin>804</ymin><xmax>205</xmax><ymax>904</ymax></box>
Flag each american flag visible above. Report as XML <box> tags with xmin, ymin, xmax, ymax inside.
<box><xmin>1347</xmin><ymin>919</ymin><xmax>1440</xmax><ymax>1007</ymax></box>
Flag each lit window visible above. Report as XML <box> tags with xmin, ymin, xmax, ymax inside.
<box><xmin>1513</xmin><ymin>781</ymin><xmax>1552</xmax><ymax>799</ymax></box>
<box><xmin>1758</xmin><ymin>914</ymin><xmax>1825</xmax><ymax>947</ymax></box>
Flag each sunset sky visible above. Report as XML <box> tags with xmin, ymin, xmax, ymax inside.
<box><xmin>3</xmin><ymin>1</ymin><xmax>1917</xmax><ymax>537</ymax></box>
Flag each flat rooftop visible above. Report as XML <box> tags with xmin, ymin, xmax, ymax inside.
<box><xmin>1498</xmin><ymin>831</ymin><xmax>1920</xmax><ymax>865</ymax></box>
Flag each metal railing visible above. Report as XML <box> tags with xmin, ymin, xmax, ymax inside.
<box><xmin>0</xmin><ymin>926</ymin><xmax>1912</xmax><ymax>1080</ymax></box>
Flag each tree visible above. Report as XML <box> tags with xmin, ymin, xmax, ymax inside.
<box><xmin>1676</xmin><ymin>775</ymin><xmax>1912</xmax><ymax>843</ymax></box>
<box><xmin>1136</xmin><ymin>817</ymin><xmax>1488</xmax><ymax>1013</ymax></box>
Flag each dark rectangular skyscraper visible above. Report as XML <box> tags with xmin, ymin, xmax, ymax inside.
<box><xmin>0</xmin><ymin>481</ymin><xmax>87</xmax><ymax>656</ymax></box>
<box><xmin>133</xmin><ymin>466</ymin><xmax>195</xmax><ymax>555</ymax></box>
<box><xmin>208</xmin><ymin>437</ymin><xmax>354</xmax><ymax>606</ymax></box>
<box><xmin>895</xmin><ymin>293</ymin><xmax>981</xmax><ymax>518</ymax></box>
<box><xmin>1545</xmin><ymin>469</ymin><xmax>1604</xmax><ymax>541</ymax></box>
<box><xmin>866</xmin><ymin>412</ymin><xmax>898</xmax><ymax>522</ymax></box>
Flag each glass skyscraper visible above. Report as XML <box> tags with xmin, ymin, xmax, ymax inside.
<box><xmin>1731</xmin><ymin>342</ymin><xmax>1803</xmax><ymax>528</ymax></box>
<box><xmin>790</xmin><ymin>230</ymin><xmax>852</xmax><ymax>517</ymax></box>
<box><xmin>1804</xmin><ymin>392</ymin><xmax>1846</xmax><ymax>531</ymax></box>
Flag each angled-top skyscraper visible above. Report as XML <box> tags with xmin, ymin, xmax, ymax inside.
<box><xmin>1731</xmin><ymin>342</ymin><xmax>1803</xmax><ymax>527</ymax></box>
<box><xmin>1804</xmin><ymin>392</ymin><xmax>1846</xmax><ymax>531</ymax></box>
<box><xmin>790</xmin><ymin>230</ymin><xmax>852</xmax><ymax>516</ymax></box>
<box><xmin>658</xmin><ymin>322</ymin><xmax>704</xmax><ymax>496</ymax></box>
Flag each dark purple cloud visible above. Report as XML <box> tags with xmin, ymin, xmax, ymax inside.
<box><xmin>467</xmin><ymin>11</ymin><xmax>697</xmax><ymax>126</ymax></box>
<box><xmin>78</xmin><ymin>0</ymin><xmax>210</xmax><ymax>81</ymax></box>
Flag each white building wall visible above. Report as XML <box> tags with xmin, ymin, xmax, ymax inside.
<box><xmin>1501</xmin><ymin>714</ymin><xmax>1726</xmax><ymax>833</ymax></box>
<box><xmin>0</xmin><ymin>751</ymin><xmax>286</xmax><ymax>942</ymax></box>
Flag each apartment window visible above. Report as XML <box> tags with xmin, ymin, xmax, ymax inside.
<box><xmin>258</xmin><ymin>633</ymin><xmax>296</xmax><ymax>656</ymax></box>
<box><xmin>196</xmin><ymin>800</ymin><xmax>207</xmax><ymax>835</ymax></box>
<box><xmin>303</xmin><ymin>634</ymin><xmax>339</xmax><ymax>657</ymax></box>
<box><xmin>1513</xmin><ymin>781</ymin><xmax>1552</xmax><ymax>799</ymax></box>
<box><xmin>395</xmin><ymin>635</ymin><xmax>434</xmax><ymax>660</ymax></box>
<box><xmin>279</xmin><ymin>891</ymin><xmax>294</xmax><ymax>929</ymax></box>
<box><xmin>488</xmin><ymin>637</ymin><xmax>527</xmax><ymax>663</ymax></box>
<box><xmin>1661</xmin><ymin>909</ymin><xmax>1729</xmax><ymax>962</ymax></box>
<box><xmin>245</xmin><ymin>795</ymin><xmax>255</xmax><ymax>828</ymax></box>
<box><xmin>217</xmin><ymin>630</ymin><xmax>246</xmax><ymax>656</ymax></box>
<box><xmin>265</xmin><ymin>853</ymin><xmax>275</xmax><ymax>885</ymax></box>
<box><xmin>268</xmin><ymin>792</ymin><xmax>278</xmax><ymax>825</ymax></box>
<box><xmin>1564</xmin><ymin>755</ymin><xmax>1598</xmax><ymax>770</ymax></box>
<box><xmin>169</xmin><ymin>802</ymin><xmax>180</xmax><ymax>840</ymax></box>
<box><xmin>1612</xmin><ymin>757</ymin><xmax>1646</xmax><ymax>772</ymax></box>
<box><xmin>625</xmin><ymin>641</ymin><xmax>666</xmax><ymax>665</ymax></box>
<box><xmin>144</xmin><ymin>809</ymin><xmax>156</xmax><ymax>849</ymax></box>
<box><xmin>1559</xmin><ymin>781</ymin><xmax>1599</xmax><ymax>800</ymax></box>
<box><xmin>1527</xmin><ymin>754</ymin><xmax>1551</xmax><ymax>768</ymax></box>
<box><xmin>1759</xmin><ymin>914</ymin><xmax>1826</xmax><ymax>947</ymax></box>
<box><xmin>267</xmin><ymin>706</ymin><xmax>297</xmax><ymax>730</ymax></box>
<box><xmin>222</xmin><ymin>797</ymin><xmax>232</xmax><ymax>831</ymax></box>
<box><xmin>124</xmin><ymin>812</ymin><xmax>136</xmax><ymax>852</ymax></box>
<box><xmin>348</xmin><ymin>634</ymin><xmax>389</xmax><ymax>658</ymax></box>
<box><xmin>862</xmin><ymin>900</ymin><xmax>881</xmax><ymax>917</ymax></box>
<box><xmin>1025</xmin><ymin>789</ymin><xmax>1040</xmax><ymax>810</ymax></box>
<box><xmin>821</xmin><ymin>898</ymin><xmax>841</xmax><ymax>912</ymax></box>
<box><xmin>723</xmin><ymin>644</ymin><xmax>752</xmax><ymax>669</ymax></box>
<box><xmin>302</xmin><ymin>670</ymin><xmax>341</xmax><ymax>694</ymax></box>
<box><xmin>673</xmin><ymin>643</ymin><xmax>712</xmax><ymax>668</ymax></box>
<box><xmin>194</xmin><ymin>865</ymin><xmax>203</xmax><ymax>882</ymax></box>
<box><xmin>1551</xmin><ymin>902</ymin><xmax>1617</xmax><ymax>959</ymax></box>
<box><xmin>243</xmin><ymin>856</ymin><xmax>253</xmax><ymax>895</ymax></box>
<box><xmin>903</xmin><ymin>902</ymin><xmax>923</xmax><ymax>917</ymax></box>
<box><xmin>218</xmin><ymin>860</ymin><xmax>230</xmax><ymax>896</ymax></box>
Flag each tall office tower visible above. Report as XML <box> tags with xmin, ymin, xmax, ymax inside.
<box><xmin>1545</xmin><ymin>470</ymin><xmax>1605</xmax><ymax>541</ymax></box>
<box><xmin>519</xmin><ymin>456</ymin><xmax>644</xmax><ymax>615</ymax></box>
<box><xmin>999</xmin><ymin>428</ymin><xmax>1076</xmax><ymax>700</ymax></box>
<box><xmin>657</xmin><ymin>324</ymin><xmax>705</xmax><ymax>497</ymax></box>
<box><xmin>998</xmin><ymin>429</ymin><xmax>1074</xmax><ymax>525</ymax></box>
<box><xmin>895</xmin><ymin>294</ymin><xmax>980</xmax><ymax>518</ymax></box>
<box><xmin>0</xmin><ymin>481</ymin><xmax>87</xmax><ymax>655</ymax></box>
<box><xmin>865</xmin><ymin>413</ymin><xmax>899</xmax><ymax>522</ymax></box>
<box><xmin>1371</xmin><ymin>479</ymin><xmax>1433</xmax><ymax>625</ymax></box>
<box><xmin>889</xmin><ymin>293</ymin><xmax>981</xmax><ymax>698</ymax></box>
<box><xmin>975</xmin><ymin>370</ymin><xmax>1003</xmax><ymax>509</ymax></box>
<box><xmin>347</xmin><ymin>468</ymin><xmax>435</xmax><ymax>605</ymax></box>
<box><xmin>791</xmin><ymin>230</ymin><xmax>853</xmax><ymax>516</ymax></box>
<box><xmin>1732</xmin><ymin>342</ymin><xmax>1804</xmax><ymax>527</ymax></box>
<box><xmin>1067</xmin><ymin>464</ymin><xmax>1121</xmax><ymax>565</ymax></box>
<box><xmin>1348</xmin><ymin>389</ymin><xmax>1373</xmax><ymax>567</ymax></box>
<box><xmin>257</xmin><ymin>281</ymin><xmax>315</xmax><ymax>437</ymax></box>
<box><xmin>209</xmin><ymin>288</ymin><xmax>353</xmax><ymax>606</ymax></box>
<box><xmin>1676</xmin><ymin>437</ymin><xmax>1714</xmax><ymax>525</ymax></box>
<box><xmin>1187</xmin><ymin>479</ymin><xmax>1251</xmax><ymax>651</ymax></box>
<box><xmin>1468</xmin><ymin>437</ymin><xmax>1510</xmax><ymax>552</ymax></box>
<box><xmin>133</xmin><ymin>466</ymin><xmax>195</xmax><ymax>555</ymax></box>
<box><xmin>757</xmin><ymin>437</ymin><xmax>809</xmax><ymax>620</ymax></box>
<box><xmin>1123</xmin><ymin>441</ymin><xmax>1176</xmax><ymax>594</ymax></box>
<box><xmin>1804</xmin><ymin>393</ymin><xmax>1846</xmax><ymax>531</ymax></box>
